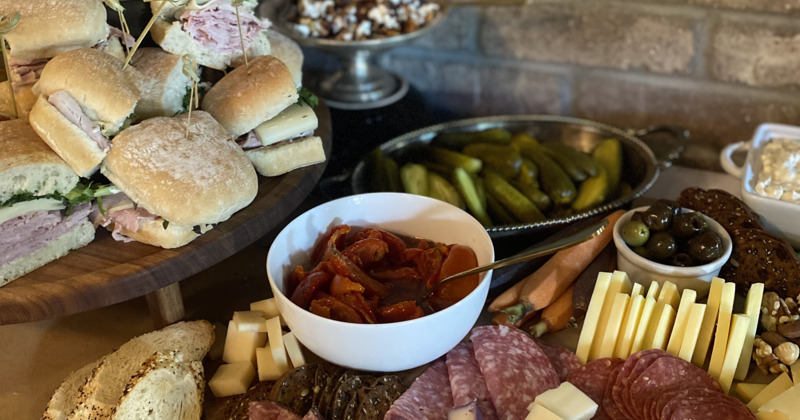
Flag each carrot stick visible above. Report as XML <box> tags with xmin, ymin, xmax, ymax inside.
<box><xmin>488</xmin><ymin>279</ymin><xmax>525</xmax><ymax>312</ymax></box>
<box><xmin>500</xmin><ymin>210</ymin><xmax>624</xmax><ymax>325</ymax></box>
<box><xmin>530</xmin><ymin>284</ymin><xmax>576</xmax><ymax>337</ymax></box>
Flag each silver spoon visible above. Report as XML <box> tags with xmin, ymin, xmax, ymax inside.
<box><xmin>420</xmin><ymin>218</ymin><xmax>609</xmax><ymax>301</ymax></box>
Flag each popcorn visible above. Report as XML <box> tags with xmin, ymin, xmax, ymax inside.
<box><xmin>294</xmin><ymin>0</ymin><xmax>440</xmax><ymax>40</ymax></box>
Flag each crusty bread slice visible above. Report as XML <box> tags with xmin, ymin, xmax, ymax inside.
<box><xmin>42</xmin><ymin>359</ymin><xmax>104</xmax><ymax>420</ymax></box>
<box><xmin>111</xmin><ymin>350</ymin><xmax>204</xmax><ymax>420</ymax></box>
<box><xmin>0</xmin><ymin>220</ymin><xmax>94</xmax><ymax>287</ymax></box>
<box><xmin>246</xmin><ymin>135</ymin><xmax>326</xmax><ymax>177</ymax></box>
<box><xmin>66</xmin><ymin>320</ymin><xmax>214</xmax><ymax>420</ymax></box>
<box><xmin>0</xmin><ymin>81</ymin><xmax>37</xmax><ymax>119</ymax></box>
<box><xmin>130</xmin><ymin>48</ymin><xmax>194</xmax><ymax>120</ymax></box>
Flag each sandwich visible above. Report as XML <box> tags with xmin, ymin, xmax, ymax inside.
<box><xmin>0</xmin><ymin>119</ymin><xmax>97</xmax><ymax>286</ymax></box>
<box><xmin>265</xmin><ymin>29</ymin><xmax>304</xmax><ymax>87</ymax></box>
<box><xmin>0</xmin><ymin>0</ymin><xmax>133</xmax><ymax>115</ymax></box>
<box><xmin>129</xmin><ymin>47</ymin><xmax>197</xmax><ymax>119</ymax></box>
<box><xmin>201</xmin><ymin>55</ymin><xmax>325</xmax><ymax>177</ymax></box>
<box><xmin>150</xmin><ymin>0</ymin><xmax>271</xmax><ymax>70</ymax></box>
<box><xmin>94</xmin><ymin>111</ymin><xmax>258</xmax><ymax>249</ymax></box>
<box><xmin>28</xmin><ymin>48</ymin><xmax>142</xmax><ymax>177</ymax></box>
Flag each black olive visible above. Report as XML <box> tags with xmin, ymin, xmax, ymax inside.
<box><xmin>687</xmin><ymin>230</ymin><xmax>724</xmax><ymax>263</ymax></box>
<box><xmin>630</xmin><ymin>211</ymin><xmax>646</xmax><ymax>223</ymax></box>
<box><xmin>642</xmin><ymin>205</ymin><xmax>674</xmax><ymax>232</ymax></box>
<box><xmin>652</xmin><ymin>199</ymin><xmax>681</xmax><ymax>217</ymax></box>
<box><xmin>671</xmin><ymin>253</ymin><xmax>694</xmax><ymax>267</ymax></box>
<box><xmin>672</xmin><ymin>212</ymin><xmax>708</xmax><ymax>238</ymax></box>
<box><xmin>646</xmin><ymin>232</ymin><xmax>678</xmax><ymax>261</ymax></box>
<box><xmin>633</xmin><ymin>246</ymin><xmax>650</xmax><ymax>259</ymax></box>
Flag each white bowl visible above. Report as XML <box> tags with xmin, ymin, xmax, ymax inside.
<box><xmin>720</xmin><ymin>123</ymin><xmax>800</xmax><ymax>249</ymax></box>
<box><xmin>266</xmin><ymin>192</ymin><xmax>494</xmax><ymax>372</ymax></box>
<box><xmin>613</xmin><ymin>206</ymin><xmax>732</xmax><ymax>298</ymax></box>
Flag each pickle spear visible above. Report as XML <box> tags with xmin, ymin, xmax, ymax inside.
<box><xmin>483</xmin><ymin>169</ymin><xmax>545</xmax><ymax>223</ymax></box>
<box><xmin>511</xmin><ymin>134</ymin><xmax>576</xmax><ymax>206</ymax></box>
<box><xmin>431</xmin><ymin>147</ymin><xmax>483</xmax><ymax>173</ymax></box>
<box><xmin>431</xmin><ymin>128</ymin><xmax>512</xmax><ymax>150</ymax></box>
<box><xmin>400</xmin><ymin>163</ymin><xmax>429</xmax><ymax>196</ymax></box>
<box><xmin>592</xmin><ymin>138</ymin><xmax>623</xmax><ymax>197</ymax></box>
<box><xmin>462</xmin><ymin>143</ymin><xmax>523</xmax><ymax>179</ymax></box>
<box><xmin>428</xmin><ymin>172</ymin><xmax>465</xmax><ymax>209</ymax></box>
<box><xmin>452</xmin><ymin>167</ymin><xmax>492</xmax><ymax>227</ymax></box>
<box><xmin>571</xmin><ymin>165</ymin><xmax>608</xmax><ymax>211</ymax></box>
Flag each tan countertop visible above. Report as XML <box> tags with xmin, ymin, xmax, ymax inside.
<box><xmin>0</xmin><ymin>166</ymin><xmax>741</xmax><ymax>420</ymax></box>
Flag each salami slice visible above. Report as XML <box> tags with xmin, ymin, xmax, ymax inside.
<box><xmin>445</xmin><ymin>342</ymin><xmax>498</xmax><ymax>420</ymax></box>
<box><xmin>302</xmin><ymin>407</ymin><xmax>324</xmax><ymax>420</ymax></box>
<box><xmin>385</xmin><ymin>359</ymin><xmax>453</xmax><ymax>420</ymax></box>
<box><xmin>534</xmin><ymin>338</ymin><xmax>583</xmax><ymax>382</ymax></box>
<box><xmin>470</xmin><ymin>325</ymin><xmax>559</xmax><ymax>420</ymax></box>
<box><xmin>602</xmin><ymin>362</ymin><xmax>629</xmax><ymax>420</ymax></box>
<box><xmin>612</xmin><ymin>349</ymin><xmax>665</xmax><ymax>418</ymax></box>
<box><xmin>668</xmin><ymin>401</ymin><xmax>756</xmax><ymax>420</ymax></box>
<box><xmin>248</xmin><ymin>401</ymin><xmax>302</xmax><ymax>420</ymax></box>
<box><xmin>629</xmin><ymin>354</ymin><xmax>721</xmax><ymax>419</ymax></box>
<box><xmin>661</xmin><ymin>389</ymin><xmax>754</xmax><ymax>420</ymax></box>
<box><xmin>567</xmin><ymin>358</ymin><xmax>624</xmax><ymax>420</ymax></box>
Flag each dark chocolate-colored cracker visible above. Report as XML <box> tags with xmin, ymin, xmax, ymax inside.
<box><xmin>353</xmin><ymin>375</ymin><xmax>407</xmax><ymax>420</ymax></box>
<box><xmin>721</xmin><ymin>228</ymin><xmax>800</xmax><ymax>298</ymax></box>
<box><xmin>677</xmin><ymin>188</ymin><xmax>764</xmax><ymax>232</ymax></box>
<box><xmin>316</xmin><ymin>366</ymin><xmax>350</xmax><ymax>418</ymax></box>
<box><xmin>268</xmin><ymin>364</ymin><xmax>321</xmax><ymax>415</ymax></box>
<box><xmin>329</xmin><ymin>374</ymin><xmax>374</xmax><ymax>420</ymax></box>
<box><xmin>221</xmin><ymin>380</ymin><xmax>273</xmax><ymax>420</ymax></box>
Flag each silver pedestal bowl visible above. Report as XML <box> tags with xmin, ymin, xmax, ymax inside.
<box><xmin>261</xmin><ymin>1</ymin><xmax>447</xmax><ymax>110</ymax></box>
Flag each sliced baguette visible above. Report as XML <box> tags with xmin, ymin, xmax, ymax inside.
<box><xmin>111</xmin><ymin>350</ymin><xmax>204</xmax><ymax>420</ymax></box>
<box><xmin>42</xmin><ymin>359</ymin><xmax>105</xmax><ymax>420</ymax></box>
<box><xmin>67</xmin><ymin>320</ymin><xmax>214</xmax><ymax>420</ymax></box>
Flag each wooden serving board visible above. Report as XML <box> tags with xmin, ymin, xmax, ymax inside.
<box><xmin>0</xmin><ymin>105</ymin><xmax>332</xmax><ymax>325</ymax></box>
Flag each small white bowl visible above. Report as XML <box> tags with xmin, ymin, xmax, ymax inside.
<box><xmin>266</xmin><ymin>192</ymin><xmax>494</xmax><ymax>372</ymax></box>
<box><xmin>720</xmin><ymin>123</ymin><xmax>800</xmax><ymax>249</ymax></box>
<box><xmin>613</xmin><ymin>206</ymin><xmax>732</xmax><ymax>298</ymax></box>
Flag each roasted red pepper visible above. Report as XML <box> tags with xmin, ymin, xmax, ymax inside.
<box><xmin>342</xmin><ymin>237</ymin><xmax>388</xmax><ymax>267</ymax></box>
<box><xmin>311</xmin><ymin>224</ymin><xmax>349</xmax><ymax>265</ymax></box>
<box><xmin>377</xmin><ymin>301</ymin><xmax>425</xmax><ymax>323</ymax></box>
<box><xmin>290</xmin><ymin>270</ymin><xmax>333</xmax><ymax>308</ymax></box>
<box><xmin>325</xmin><ymin>245</ymin><xmax>391</xmax><ymax>297</ymax></box>
<box><xmin>369</xmin><ymin>267</ymin><xmax>423</xmax><ymax>283</ymax></box>
<box><xmin>330</xmin><ymin>274</ymin><xmax>366</xmax><ymax>296</ymax></box>
<box><xmin>310</xmin><ymin>297</ymin><xmax>364</xmax><ymax>323</ymax></box>
<box><xmin>340</xmin><ymin>292</ymin><xmax>377</xmax><ymax>324</ymax></box>
<box><xmin>415</xmin><ymin>246</ymin><xmax>446</xmax><ymax>288</ymax></box>
<box><xmin>286</xmin><ymin>266</ymin><xmax>306</xmax><ymax>298</ymax></box>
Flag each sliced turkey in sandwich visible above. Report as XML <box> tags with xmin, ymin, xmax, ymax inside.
<box><xmin>0</xmin><ymin>119</ymin><xmax>99</xmax><ymax>286</ymax></box>
<box><xmin>201</xmin><ymin>55</ymin><xmax>325</xmax><ymax>177</ymax></box>
<box><xmin>150</xmin><ymin>0</ymin><xmax>271</xmax><ymax>70</ymax></box>
<box><xmin>0</xmin><ymin>0</ymin><xmax>134</xmax><ymax>115</ymax></box>
<box><xmin>28</xmin><ymin>48</ymin><xmax>142</xmax><ymax>177</ymax></box>
<box><xmin>95</xmin><ymin>111</ymin><xmax>258</xmax><ymax>249</ymax></box>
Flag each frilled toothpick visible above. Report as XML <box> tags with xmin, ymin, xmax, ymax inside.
<box><xmin>0</xmin><ymin>12</ymin><xmax>20</xmax><ymax>119</ymax></box>
<box><xmin>102</xmin><ymin>0</ymin><xmax>132</xmax><ymax>56</ymax></box>
<box><xmin>182</xmin><ymin>55</ymin><xmax>200</xmax><ymax>139</ymax></box>
<box><xmin>232</xmin><ymin>0</ymin><xmax>249</xmax><ymax>73</ymax></box>
<box><xmin>124</xmin><ymin>0</ymin><xmax>177</xmax><ymax>69</ymax></box>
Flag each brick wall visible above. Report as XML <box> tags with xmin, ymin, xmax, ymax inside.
<box><xmin>306</xmin><ymin>0</ymin><xmax>800</xmax><ymax>170</ymax></box>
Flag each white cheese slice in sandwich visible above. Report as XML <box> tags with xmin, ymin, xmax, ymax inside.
<box><xmin>253</xmin><ymin>103</ymin><xmax>318</xmax><ymax>147</ymax></box>
<box><xmin>0</xmin><ymin>198</ymin><xmax>65</xmax><ymax>224</ymax></box>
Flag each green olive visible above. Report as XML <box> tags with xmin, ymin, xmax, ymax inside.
<box><xmin>621</xmin><ymin>220</ymin><xmax>650</xmax><ymax>247</ymax></box>
<box><xmin>646</xmin><ymin>232</ymin><xmax>677</xmax><ymax>261</ymax></box>
<box><xmin>687</xmin><ymin>230</ymin><xmax>724</xmax><ymax>263</ymax></box>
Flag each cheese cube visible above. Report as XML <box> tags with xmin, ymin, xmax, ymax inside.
<box><xmin>598</xmin><ymin>293</ymin><xmax>630</xmax><ymax>359</ymax></box>
<box><xmin>734</xmin><ymin>282</ymin><xmax>765</xmax><ymax>381</ymax></box>
<box><xmin>658</xmin><ymin>281</ymin><xmax>680</xmax><ymax>309</ymax></box>
<box><xmin>756</xmin><ymin>412</ymin><xmax>792</xmax><ymax>420</ymax></box>
<box><xmin>758</xmin><ymin>383</ymin><xmax>800</xmax><ymax>419</ymax></box>
<box><xmin>525</xmin><ymin>404</ymin><xmax>563</xmax><ymax>420</ymax></box>
<box><xmin>748</xmin><ymin>372</ymin><xmax>793</xmax><ymax>412</ymax></box>
<box><xmin>630</xmin><ymin>282</ymin><xmax>644</xmax><ymax>298</ymax></box>
<box><xmin>644</xmin><ymin>281</ymin><xmax>660</xmax><ymax>300</ymax></box>
<box><xmin>222</xmin><ymin>320</ymin><xmax>266</xmax><ymax>365</ymax></box>
<box><xmin>666</xmin><ymin>289</ymin><xmax>697</xmax><ymax>356</ymax></box>
<box><xmin>233</xmin><ymin>311</ymin><xmax>267</xmax><ymax>332</ymax></box>
<box><xmin>708</xmin><ymin>282</ymin><xmax>736</xmax><ymax>380</ymax></box>
<box><xmin>792</xmin><ymin>359</ymin><xmax>800</xmax><ymax>385</ymax></box>
<box><xmin>614</xmin><ymin>294</ymin><xmax>645</xmax><ymax>359</ymax></box>
<box><xmin>736</xmin><ymin>382</ymin><xmax>768</xmax><ymax>402</ymax></box>
<box><xmin>718</xmin><ymin>314</ymin><xmax>751</xmax><ymax>394</ymax></box>
<box><xmin>250</xmin><ymin>298</ymin><xmax>286</xmax><ymax>326</ymax></box>
<box><xmin>631</xmin><ymin>295</ymin><xmax>657</xmax><ymax>354</ymax></box>
<box><xmin>208</xmin><ymin>362</ymin><xmax>256</xmax><ymax>397</ymax></box>
<box><xmin>677</xmin><ymin>303</ymin><xmax>706</xmax><ymax>363</ymax></box>
<box><xmin>692</xmin><ymin>277</ymin><xmax>725</xmax><ymax>367</ymax></box>
<box><xmin>283</xmin><ymin>332</ymin><xmax>306</xmax><ymax>368</ymax></box>
<box><xmin>588</xmin><ymin>271</ymin><xmax>632</xmax><ymax>361</ymax></box>
<box><xmin>265</xmin><ymin>316</ymin><xmax>285</xmax><ymax>363</ymax></box>
<box><xmin>256</xmin><ymin>344</ymin><xmax>290</xmax><ymax>381</ymax></box>
<box><xmin>532</xmin><ymin>381</ymin><xmax>598</xmax><ymax>420</ymax></box>
<box><xmin>576</xmin><ymin>272</ymin><xmax>612</xmax><ymax>363</ymax></box>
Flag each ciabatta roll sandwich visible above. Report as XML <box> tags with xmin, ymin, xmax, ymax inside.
<box><xmin>129</xmin><ymin>47</ymin><xmax>198</xmax><ymax>119</ymax></box>
<box><xmin>94</xmin><ymin>111</ymin><xmax>258</xmax><ymax>249</ymax></box>
<box><xmin>29</xmin><ymin>48</ymin><xmax>143</xmax><ymax>177</ymax></box>
<box><xmin>150</xmin><ymin>0</ymin><xmax>271</xmax><ymax>70</ymax></box>
<box><xmin>201</xmin><ymin>55</ymin><xmax>325</xmax><ymax>177</ymax></box>
<box><xmin>0</xmin><ymin>120</ymin><xmax>97</xmax><ymax>286</ymax></box>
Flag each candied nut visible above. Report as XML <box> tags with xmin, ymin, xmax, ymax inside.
<box><xmin>775</xmin><ymin>342</ymin><xmax>800</xmax><ymax>366</ymax></box>
<box><xmin>780</xmin><ymin>315</ymin><xmax>791</xmax><ymax>324</ymax></box>
<box><xmin>778</xmin><ymin>319</ymin><xmax>800</xmax><ymax>339</ymax></box>
<box><xmin>762</xmin><ymin>331</ymin><xmax>788</xmax><ymax>348</ymax></box>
